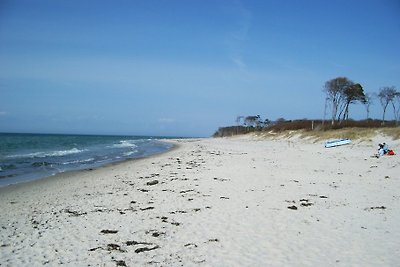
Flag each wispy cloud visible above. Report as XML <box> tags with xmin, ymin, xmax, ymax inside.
<box><xmin>0</xmin><ymin>111</ymin><xmax>7</xmax><ymax>116</ymax></box>
<box><xmin>231</xmin><ymin>56</ymin><xmax>247</xmax><ymax>70</ymax></box>
<box><xmin>225</xmin><ymin>1</ymin><xmax>252</xmax><ymax>70</ymax></box>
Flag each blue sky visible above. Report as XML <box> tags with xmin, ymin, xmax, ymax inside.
<box><xmin>0</xmin><ymin>0</ymin><xmax>399</xmax><ymax>137</ymax></box>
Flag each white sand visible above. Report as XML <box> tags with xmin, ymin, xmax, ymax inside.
<box><xmin>1</xmin><ymin>135</ymin><xmax>399</xmax><ymax>266</ymax></box>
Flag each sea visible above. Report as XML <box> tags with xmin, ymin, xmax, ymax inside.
<box><xmin>0</xmin><ymin>133</ymin><xmax>175</xmax><ymax>187</ymax></box>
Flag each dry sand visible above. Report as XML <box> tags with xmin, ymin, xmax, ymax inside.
<box><xmin>1</xmin><ymin>134</ymin><xmax>399</xmax><ymax>266</ymax></box>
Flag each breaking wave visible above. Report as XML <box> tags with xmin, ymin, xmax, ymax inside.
<box><xmin>111</xmin><ymin>140</ymin><xmax>138</xmax><ymax>149</ymax></box>
<box><xmin>7</xmin><ymin>148</ymin><xmax>85</xmax><ymax>159</ymax></box>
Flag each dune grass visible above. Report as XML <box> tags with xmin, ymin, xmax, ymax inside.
<box><xmin>257</xmin><ymin>127</ymin><xmax>400</xmax><ymax>142</ymax></box>
<box><xmin>214</xmin><ymin>119</ymin><xmax>400</xmax><ymax>141</ymax></box>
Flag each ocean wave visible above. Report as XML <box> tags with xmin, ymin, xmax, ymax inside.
<box><xmin>7</xmin><ymin>148</ymin><xmax>85</xmax><ymax>159</ymax></box>
<box><xmin>31</xmin><ymin>161</ymin><xmax>52</xmax><ymax>167</ymax></box>
<box><xmin>61</xmin><ymin>158</ymin><xmax>95</xmax><ymax>165</ymax></box>
<box><xmin>123</xmin><ymin>150</ymin><xmax>138</xmax><ymax>157</ymax></box>
<box><xmin>0</xmin><ymin>164</ymin><xmax>17</xmax><ymax>171</ymax></box>
<box><xmin>111</xmin><ymin>140</ymin><xmax>138</xmax><ymax>149</ymax></box>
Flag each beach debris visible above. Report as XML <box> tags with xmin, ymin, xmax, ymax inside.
<box><xmin>184</xmin><ymin>243</ymin><xmax>198</xmax><ymax>248</ymax></box>
<box><xmin>138</xmin><ymin>189</ymin><xmax>149</xmax><ymax>192</ymax></box>
<box><xmin>169</xmin><ymin>210</ymin><xmax>187</xmax><ymax>214</ymax></box>
<box><xmin>30</xmin><ymin>218</ymin><xmax>40</xmax><ymax>228</ymax></box>
<box><xmin>92</xmin><ymin>207</ymin><xmax>112</xmax><ymax>213</ymax></box>
<box><xmin>124</xmin><ymin>181</ymin><xmax>135</xmax><ymax>186</ymax></box>
<box><xmin>101</xmin><ymin>229</ymin><xmax>118</xmax><ymax>234</ymax></box>
<box><xmin>207</xmin><ymin>238</ymin><xmax>219</xmax><ymax>243</ymax></box>
<box><xmin>140</xmin><ymin>206</ymin><xmax>155</xmax><ymax>211</ymax></box>
<box><xmin>329</xmin><ymin>183</ymin><xmax>339</xmax><ymax>189</ymax></box>
<box><xmin>134</xmin><ymin>245</ymin><xmax>160</xmax><ymax>253</ymax></box>
<box><xmin>319</xmin><ymin>195</ymin><xmax>328</xmax><ymax>198</ymax></box>
<box><xmin>365</xmin><ymin>206</ymin><xmax>386</xmax><ymax>211</ymax></box>
<box><xmin>146</xmin><ymin>180</ymin><xmax>159</xmax><ymax>186</ymax></box>
<box><xmin>299</xmin><ymin>199</ymin><xmax>314</xmax><ymax>207</ymax></box>
<box><xmin>145</xmin><ymin>229</ymin><xmax>166</xmax><ymax>237</ymax></box>
<box><xmin>151</xmin><ymin>231</ymin><xmax>165</xmax><ymax>237</ymax></box>
<box><xmin>115</xmin><ymin>260</ymin><xmax>127</xmax><ymax>266</ymax></box>
<box><xmin>180</xmin><ymin>189</ymin><xmax>194</xmax><ymax>194</ymax></box>
<box><xmin>220</xmin><ymin>196</ymin><xmax>230</xmax><ymax>200</ymax></box>
<box><xmin>287</xmin><ymin>205</ymin><xmax>298</xmax><ymax>210</ymax></box>
<box><xmin>126</xmin><ymin>240</ymin><xmax>153</xmax><ymax>246</ymax></box>
<box><xmin>159</xmin><ymin>215</ymin><xmax>180</xmax><ymax>225</ymax></box>
<box><xmin>89</xmin><ymin>243</ymin><xmax>125</xmax><ymax>252</ymax></box>
<box><xmin>213</xmin><ymin>177</ymin><xmax>229</xmax><ymax>182</ymax></box>
<box><xmin>107</xmin><ymin>243</ymin><xmax>123</xmax><ymax>251</ymax></box>
<box><xmin>88</xmin><ymin>246</ymin><xmax>102</xmax><ymax>252</ymax></box>
<box><xmin>64</xmin><ymin>209</ymin><xmax>87</xmax><ymax>217</ymax></box>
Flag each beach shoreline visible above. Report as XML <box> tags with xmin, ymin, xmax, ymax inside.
<box><xmin>0</xmin><ymin>138</ymin><xmax>180</xmax><ymax>190</ymax></box>
<box><xmin>1</xmin><ymin>135</ymin><xmax>399</xmax><ymax>266</ymax></box>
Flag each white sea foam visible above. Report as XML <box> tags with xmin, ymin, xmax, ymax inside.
<box><xmin>61</xmin><ymin>158</ymin><xmax>95</xmax><ymax>165</ymax></box>
<box><xmin>111</xmin><ymin>140</ymin><xmax>138</xmax><ymax>149</ymax></box>
<box><xmin>123</xmin><ymin>150</ymin><xmax>138</xmax><ymax>157</ymax></box>
<box><xmin>8</xmin><ymin>148</ymin><xmax>85</xmax><ymax>159</ymax></box>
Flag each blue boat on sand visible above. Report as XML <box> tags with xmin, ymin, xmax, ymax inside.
<box><xmin>324</xmin><ymin>138</ymin><xmax>351</xmax><ymax>148</ymax></box>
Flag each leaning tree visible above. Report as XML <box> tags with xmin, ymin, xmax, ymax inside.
<box><xmin>363</xmin><ymin>93</ymin><xmax>374</xmax><ymax>120</ymax></box>
<box><xmin>378</xmin><ymin>86</ymin><xmax>397</xmax><ymax>125</ymax></box>
<box><xmin>340</xmin><ymin>83</ymin><xmax>365</xmax><ymax>121</ymax></box>
<box><xmin>323</xmin><ymin>77</ymin><xmax>364</xmax><ymax>124</ymax></box>
<box><xmin>244</xmin><ymin>115</ymin><xmax>261</xmax><ymax>127</ymax></box>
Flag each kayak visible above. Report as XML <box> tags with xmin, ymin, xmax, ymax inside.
<box><xmin>324</xmin><ymin>138</ymin><xmax>351</xmax><ymax>148</ymax></box>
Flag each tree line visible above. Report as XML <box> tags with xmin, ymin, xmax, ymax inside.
<box><xmin>324</xmin><ymin>77</ymin><xmax>399</xmax><ymax>125</ymax></box>
<box><xmin>215</xmin><ymin>76</ymin><xmax>399</xmax><ymax>137</ymax></box>
<box><xmin>235</xmin><ymin>77</ymin><xmax>399</xmax><ymax>129</ymax></box>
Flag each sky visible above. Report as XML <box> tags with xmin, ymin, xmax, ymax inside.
<box><xmin>0</xmin><ymin>0</ymin><xmax>399</xmax><ymax>137</ymax></box>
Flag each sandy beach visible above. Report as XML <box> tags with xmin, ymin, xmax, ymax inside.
<box><xmin>1</xmin><ymin>134</ymin><xmax>399</xmax><ymax>266</ymax></box>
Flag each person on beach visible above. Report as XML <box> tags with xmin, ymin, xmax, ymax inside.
<box><xmin>377</xmin><ymin>143</ymin><xmax>392</xmax><ymax>157</ymax></box>
<box><xmin>383</xmin><ymin>143</ymin><xmax>389</xmax><ymax>154</ymax></box>
<box><xmin>377</xmin><ymin>144</ymin><xmax>385</xmax><ymax>157</ymax></box>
